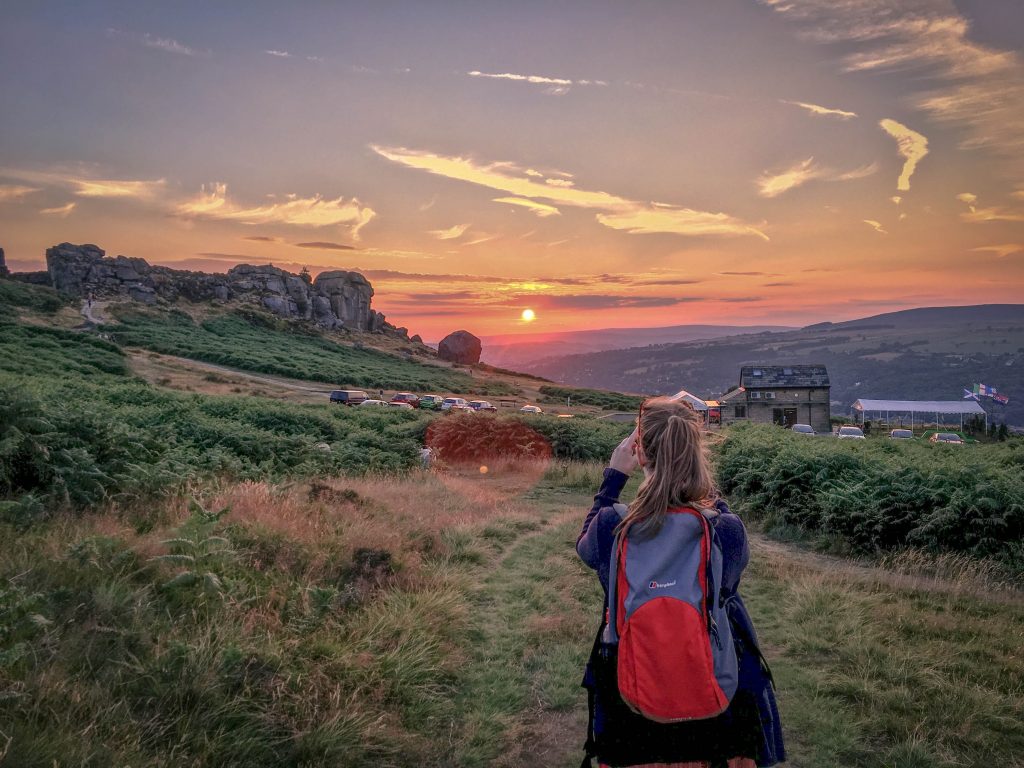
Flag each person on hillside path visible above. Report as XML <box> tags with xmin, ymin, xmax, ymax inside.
<box><xmin>576</xmin><ymin>397</ymin><xmax>785</xmax><ymax>768</ymax></box>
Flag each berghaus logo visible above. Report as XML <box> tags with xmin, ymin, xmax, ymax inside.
<box><xmin>649</xmin><ymin>580</ymin><xmax>677</xmax><ymax>589</ymax></box>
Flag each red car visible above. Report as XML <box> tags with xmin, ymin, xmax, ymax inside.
<box><xmin>390</xmin><ymin>392</ymin><xmax>420</xmax><ymax>408</ymax></box>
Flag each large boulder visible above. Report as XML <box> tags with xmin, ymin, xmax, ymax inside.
<box><xmin>0</xmin><ymin>247</ymin><xmax>8</xmax><ymax>277</ymax></box>
<box><xmin>438</xmin><ymin>330</ymin><xmax>482</xmax><ymax>364</ymax></box>
<box><xmin>46</xmin><ymin>242</ymin><xmax>106</xmax><ymax>294</ymax></box>
<box><xmin>314</xmin><ymin>270</ymin><xmax>374</xmax><ymax>330</ymax></box>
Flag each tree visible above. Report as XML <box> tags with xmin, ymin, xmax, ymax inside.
<box><xmin>998</xmin><ymin>423</ymin><xmax>1009</xmax><ymax>441</ymax></box>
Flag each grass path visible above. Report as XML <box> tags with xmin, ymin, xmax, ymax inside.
<box><xmin>445</xmin><ymin>474</ymin><xmax>1024</xmax><ymax>768</ymax></box>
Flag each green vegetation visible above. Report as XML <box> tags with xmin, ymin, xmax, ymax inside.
<box><xmin>0</xmin><ymin>280</ymin><xmax>66</xmax><ymax>318</ymax></box>
<box><xmin>0</xmin><ymin>323</ymin><xmax>428</xmax><ymax>518</ymax></box>
<box><xmin>717</xmin><ymin>424</ymin><xmax>1024</xmax><ymax>567</ymax></box>
<box><xmin>104</xmin><ymin>308</ymin><xmax>514</xmax><ymax>395</ymax></box>
<box><xmin>538</xmin><ymin>384</ymin><xmax>644</xmax><ymax>411</ymax></box>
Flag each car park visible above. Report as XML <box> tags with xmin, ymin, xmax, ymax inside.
<box><xmin>419</xmin><ymin>395</ymin><xmax>444</xmax><ymax>410</ymax></box>
<box><xmin>930</xmin><ymin>432</ymin><xmax>964</xmax><ymax>445</ymax></box>
<box><xmin>889</xmin><ymin>429</ymin><xmax>914</xmax><ymax>440</ymax></box>
<box><xmin>791</xmin><ymin>424</ymin><xmax>815</xmax><ymax>435</ymax></box>
<box><xmin>468</xmin><ymin>400</ymin><xmax>497</xmax><ymax>412</ymax></box>
<box><xmin>329</xmin><ymin>389</ymin><xmax>368</xmax><ymax>406</ymax></box>
<box><xmin>837</xmin><ymin>425</ymin><xmax>866</xmax><ymax>440</ymax></box>
<box><xmin>390</xmin><ymin>392</ymin><xmax>420</xmax><ymax>407</ymax></box>
<box><xmin>358</xmin><ymin>399</ymin><xmax>389</xmax><ymax>407</ymax></box>
<box><xmin>441</xmin><ymin>397</ymin><xmax>469</xmax><ymax>411</ymax></box>
<box><xmin>519</xmin><ymin>405</ymin><xmax>543</xmax><ymax>414</ymax></box>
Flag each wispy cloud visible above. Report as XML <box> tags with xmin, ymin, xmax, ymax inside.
<box><xmin>428</xmin><ymin>223</ymin><xmax>470</xmax><ymax>240</ymax></box>
<box><xmin>956</xmin><ymin>192</ymin><xmax>1024</xmax><ymax>223</ymax></box>
<box><xmin>493</xmin><ymin>196</ymin><xmax>561</xmax><ymax>217</ymax></box>
<box><xmin>40</xmin><ymin>202</ymin><xmax>76</xmax><ymax>217</ymax></box>
<box><xmin>242</xmin><ymin>235</ymin><xmax>280</xmax><ymax>242</ymax></box>
<box><xmin>292</xmin><ymin>241</ymin><xmax>356</xmax><ymax>250</ymax></box>
<box><xmin>764</xmin><ymin>1</ymin><xmax>1024</xmax><ymax>171</ymax></box>
<box><xmin>757</xmin><ymin>157</ymin><xmax>877</xmax><ymax>197</ymax></box>
<box><xmin>1</xmin><ymin>167</ymin><xmax>166</xmax><ymax>199</ymax></box>
<box><xmin>0</xmin><ymin>184</ymin><xmax>39</xmax><ymax>202</ymax></box>
<box><xmin>879</xmin><ymin>119</ymin><xmax>928</xmax><ymax>191</ymax></box>
<box><xmin>372</xmin><ymin>145</ymin><xmax>767</xmax><ymax>240</ymax></box>
<box><xmin>782</xmin><ymin>100</ymin><xmax>857</xmax><ymax>119</ymax></box>
<box><xmin>265</xmin><ymin>49</ymin><xmax>292</xmax><ymax>58</ymax></box>
<box><xmin>971</xmin><ymin>244</ymin><xmax>1023</xmax><ymax>258</ymax></box>
<box><xmin>467</xmin><ymin>70</ymin><xmax>608</xmax><ymax>95</ymax></box>
<box><xmin>864</xmin><ymin>219</ymin><xmax>888</xmax><ymax>234</ymax></box>
<box><xmin>108</xmin><ymin>28</ymin><xmax>204</xmax><ymax>57</ymax></box>
<box><xmin>177</xmin><ymin>183</ymin><xmax>376</xmax><ymax>236</ymax></box>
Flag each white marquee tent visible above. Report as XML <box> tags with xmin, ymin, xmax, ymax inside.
<box><xmin>851</xmin><ymin>399</ymin><xmax>987</xmax><ymax>431</ymax></box>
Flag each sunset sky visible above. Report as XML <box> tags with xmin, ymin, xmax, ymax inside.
<box><xmin>2</xmin><ymin>0</ymin><xmax>1023</xmax><ymax>340</ymax></box>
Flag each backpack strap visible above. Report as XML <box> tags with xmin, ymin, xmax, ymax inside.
<box><xmin>602</xmin><ymin>503</ymin><xmax>629</xmax><ymax>645</ymax></box>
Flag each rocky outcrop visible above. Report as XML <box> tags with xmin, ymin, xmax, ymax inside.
<box><xmin>438</xmin><ymin>330</ymin><xmax>482</xmax><ymax>364</ymax></box>
<box><xmin>0</xmin><ymin>247</ymin><xmax>8</xmax><ymax>278</ymax></box>
<box><xmin>38</xmin><ymin>242</ymin><xmax>402</xmax><ymax>335</ymax></box>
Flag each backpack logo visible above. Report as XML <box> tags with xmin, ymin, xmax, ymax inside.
<box><xmin>648</xmin><ymin>580</ymin><xmax>676</xmax><ymax>589</ymax></box>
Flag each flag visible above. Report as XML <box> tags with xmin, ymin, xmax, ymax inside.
<box><xmin>963</xmin><ymin>389</ymin><xmax>980</xmax><ymax>400</ymax></box>
<box><xmin>993</xmin><ymin>393</ymin><xmax>1009</xmax><ymax>405</ymax></box>
<box><xmin>974</xmin><ymin>383</ymin><xmax>998</xmax><ymax>397</ymax></box>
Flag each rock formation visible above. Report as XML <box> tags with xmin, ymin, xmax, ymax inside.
<box><xmin>35</xmin><ymin>242</ymin><xmax>401</xmax><ymax>335</ymax></box>
<box><xmin>0</xmin><ymin>247</ymin><xmax>8</xmax><ymax>277</ymax></box>
<box><xmin>437</xmin><ymin>330</ymin><xmax>482</xmax><ymax>364</ymax></box>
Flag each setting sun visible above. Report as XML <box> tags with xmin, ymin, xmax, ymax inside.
<box><xmin>521</xmin><ymin>308</ymin><xmax>536</xmax><ymax>322</ymax></box>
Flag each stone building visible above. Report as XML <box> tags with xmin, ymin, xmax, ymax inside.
<box><xmin>718</xmin><ymin>365</ymin><xmax>831</xmax><ymax>433</ymax></box>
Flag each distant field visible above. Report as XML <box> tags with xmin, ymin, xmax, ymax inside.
<box><xmin>103</xmin><ymin>307</ymin><xmax>515</xmax><ymax>395</ymax></box>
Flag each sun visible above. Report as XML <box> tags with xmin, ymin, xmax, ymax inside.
<box><xmin>521</xmin><ymin>308</ymin><xmax>536</xmax><ymax>322</ymax></box>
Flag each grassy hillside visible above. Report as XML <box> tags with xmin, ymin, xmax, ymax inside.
<box><xmin>526</xmin><ymin>304</ymin><xmax>1024</xmax><ymax>425</ymax></box>
<box><xmin>103</xmin><ymin>307</ymin><xmax>515</xmax><ymax>395</ymax></box>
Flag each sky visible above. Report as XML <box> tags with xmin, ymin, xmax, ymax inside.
<box><xmin>2</xmin><ymin>0</ymin><xmax>1023</xmax><ymax>341</ymax></box>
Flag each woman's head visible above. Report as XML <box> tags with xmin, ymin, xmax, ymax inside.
<box><xmin>621</xmin><ymin>397</ymin><xmax>716</xmax><ymax>535</ymax></box>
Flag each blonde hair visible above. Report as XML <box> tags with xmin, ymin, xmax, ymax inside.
<box><xmin>619</xmin><ymin>397</ymin><xmax>716</xmax><ymax>536</ymax></box>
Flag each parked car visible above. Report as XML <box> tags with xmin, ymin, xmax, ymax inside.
<box><xmin>441</xmin><ymin>397</ymin><xmax>469</xmax><ymax>411</ymax></box>
<box><xmin>329</xmin><ymin>389</ymin><xmax>368</xmax><ymax>406</ymax></box>
<box><xmin>390</xmin><ymin>392</ymin><xmax>420</xmax><ymax>408</ymax></box>
<box><xmin>388</xmin><ymin>401</ymin><xmax>414</xmax><ymax>409</ymax></box>
<box><xmin>419</xmin><ymin>395</ymin><xmax>444</xmax><ymax>410</ymax></box>
<box><xmin>930</xmin><ymin>432</ymin><xmax>964</xmax><ymax>445</ymax></box>
<box><xmin>837</xmin><ymin>425</ymin><xmax>866</xmax><ymax>440</ymax></box>
<box><xmin>468</xmin><ymin>400</ymin><xmax>497</xmax><ymax>412</ymax></box>
<box><xmin>358</xmin><ymin>399</ymin><xmax>389</xmax><ymax>407</ymax></box>
<box><xmin>519</xmin><ymin>405</ymin><xmax>543</xmax><ymax>414</ymax></box>
<box><xmin>889</xmin><ymin>429</ymin><xmax>914</xmax><ymax>440</ymax></box>
<box><xmin>791</xmin><ymin>424</ymin><xmax>815</xmax><ymax>435</ymax></box>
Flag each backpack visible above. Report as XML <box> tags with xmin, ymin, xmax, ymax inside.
<box><xmin>603</xmin><ymin>501</ymin><xmax>738</xmax><ymax>722</ymax></box>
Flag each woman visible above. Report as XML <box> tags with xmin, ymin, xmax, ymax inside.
<box><xmin>577</xmin><ymin>397</ymin><xmax>785</xmax><ymax>768</ymax></box>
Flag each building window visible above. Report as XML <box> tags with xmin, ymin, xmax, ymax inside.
<box><xmin>735</xmin><ymin>406</ymin><xmax>746</xmax><ymax>418</ymax></box>
<box><xmin>752</xmin><ymin>369</ymin><xmax>763</xmax><ymax>377</ymax></box>
<box><xmin>783</xmin><ymin>368</ymin><xmax>793</xmax><ymax>376</ymax></box>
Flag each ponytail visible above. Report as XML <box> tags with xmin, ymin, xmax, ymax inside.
<box><xmin>618</xmin><ymin>398</ymin><xmax>715</xmax><ymax>536</ymax></box>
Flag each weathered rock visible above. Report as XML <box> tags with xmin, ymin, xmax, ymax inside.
<box><xmin>31</xmin><ymin>242</ymin><xmax>410</xmax><ymax>338</ymax></box>
<box><xmin>410</xmin><ymin>334</ymin><xmax>423</xmax><ymax>344</ymax></box>
<box><xmin>0</xmin><ymin>247</ymin><xmax>8</xmax><ymax>278</ymax></box>
<box><xmin>437</xmin><ymin>330</ymin><xmax>482</xmax><ymax>364</ymax></box>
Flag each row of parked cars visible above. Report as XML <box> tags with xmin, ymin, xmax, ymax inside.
<box><xmin>328</xmin><ymin>389</ymin><xmax>545</xmax><ymax>414</ymax></box>
<box><xmin>790</xmin><ymin>424</ymin><xmax>965</xmax><ymax>444</ymax></box>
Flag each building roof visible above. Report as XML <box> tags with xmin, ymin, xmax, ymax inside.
<box><xmin>852</xmin><ymin>399</ymin><xmax>986</xmax><ymax>415</ymax></box>
<box><xmin>740</xmin><ymin>365</ymin><xmax>829</xmax><ymax>388</ymax></box>
<box><xmin>671</xmin><ymin>389</ymin><xmax>709</xmax><ymax>410</ymax></box>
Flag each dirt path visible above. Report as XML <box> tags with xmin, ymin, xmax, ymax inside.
<box><xmin>80</xmin><ymin>299</ymin><xmax>108</xmax><ymax>325</ymax></box>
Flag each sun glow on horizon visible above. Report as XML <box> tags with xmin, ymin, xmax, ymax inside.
<box><xmin>521</xmin><ymin>308</ymin><xmax>536</xmax><ymax>322</ymax></box>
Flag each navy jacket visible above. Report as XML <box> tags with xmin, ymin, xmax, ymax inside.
<box><xmin>577</xmin><ymin>468</ymin><xmax>786</xmax><ymax>767</ymax></box>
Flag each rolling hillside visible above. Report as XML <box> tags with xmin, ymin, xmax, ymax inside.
<box><xmin>523</xmin><ymin>304</ymin><xmax>1024</xmax><ymax>425</ymax></box>
<box><xmin>479</xmin><ymin>323</ymin><xmax>792</xmax><ymax>370</ymax></box>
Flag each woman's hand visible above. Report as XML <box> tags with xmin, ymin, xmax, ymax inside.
<box><xmin>608</xmin><ymin>427</ymin><xmax>640</xmax><ymax>475</ymax></box>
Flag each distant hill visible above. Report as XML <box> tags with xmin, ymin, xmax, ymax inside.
<box><xmin>522</xmin><ymin>305</ymin><xmax>1024</xmax><ymax>425</ymax></box>
<box><xmin>479</xmin><ymin>323</ymin><xmax>792</xmax><ymax>370</ymax></box>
